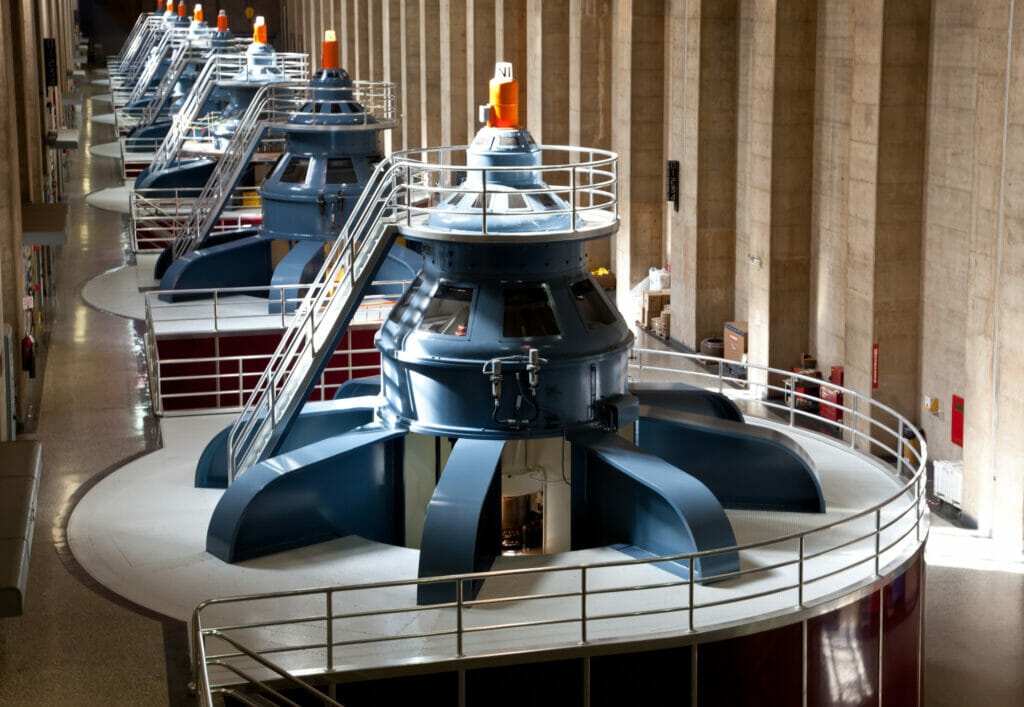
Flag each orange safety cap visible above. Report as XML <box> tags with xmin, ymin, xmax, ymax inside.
<box><xmin>193</xmin><ymin>4</ymin><xmax>203</xmax><ymax>22</ymax></box>
<box><xmin>217</xmin><ymin>10</ymin><xmax>228</xmax><ymax>32</ymax></box>
<box><xmin>322</xmin><ymin>30</ymin><xmax>339</xmax><ymax>70</ymax></box>
<box><xmin>488</xmin><ymin>63</ymin><xmax>518</xmax><ymax>129</ymax></box>
<box><xmin>177</xmin><ymin>2</ymin><xmax>187</xmax><ymax>17</ymax></box>
<box><xmin>253</xmin><ymin>17</ymin><xmax>267</xmax><ymax>44</ymax></box>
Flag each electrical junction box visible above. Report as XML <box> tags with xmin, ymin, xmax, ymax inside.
<box><xmin>933</xmin><ymin>459</ymin><xmax>963</xmax><ymax>508</ymax></box>
<box><xmin>923</xmin><ymin>395</ymin><xmax>938</xmax><ymax>412</ymax></box>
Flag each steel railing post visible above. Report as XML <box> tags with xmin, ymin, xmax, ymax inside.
<box><xmin>874</xmin><ymin>509</ymin><xmax>882</xmax><ymax>576</ymax></box>
<box><xmin>326</xmin><ymin>590</ymin><xmax>334</xmax><ymax>672</ymax></box>
<box><xmin>455</xmin><ymin>580</ymin><xmax>464</xmax><ymax>658</ymax></box>
<box><xmin>789</xmin><ymin>374</ymin><xmax>797</xmax><ymax>426</ymax></box>
<box><xmin>688</xmin><ymin>556</ymin><xmax>695</xmax><ymax>632</ymax></box>
<box><xmin>580</xmin><ymin>567</ymin><xmax>588</xmax><ymax>645</ymax></box>
<box><xmin>849</xmin><ymin>397</ymin><xmax>858</xmax><ymax>448</ymax></box>
<box><xmin>798</xmin><ymin>536</ymin><xmax>805</xmax><ymax>607</ymax></box>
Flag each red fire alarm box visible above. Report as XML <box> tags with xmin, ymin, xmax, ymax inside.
<box><xmin>951</xmin><ymin>395</ymin><xmax>964</xmax><ymax>447</ymax></box>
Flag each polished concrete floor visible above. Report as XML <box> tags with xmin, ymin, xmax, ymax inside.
<box><xmin>0</xmin><ymin>71</ymin><xmax>1021</xmax><ymax>706</ymax></box>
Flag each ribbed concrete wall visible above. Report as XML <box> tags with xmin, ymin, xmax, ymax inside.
<box><xmin>280</xmin><ymin>0</ymin><xmax>1024</xmax><ymax>549</ymax></box>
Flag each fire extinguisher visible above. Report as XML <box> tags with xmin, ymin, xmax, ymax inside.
<box><xmin>21</xmin><ymin>334</ymin><xmax>36</xmax><ymax>379</ymax></box>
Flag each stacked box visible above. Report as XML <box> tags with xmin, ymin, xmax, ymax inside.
<box><xmin>642</xmin><ymin>289</ymin><xmax>670</xmax><ymax>329</ymax></box>
<box><xmin>653</xmin><ymin>307</ymin><xmax>671</xmax><ymax>338</ymax></box>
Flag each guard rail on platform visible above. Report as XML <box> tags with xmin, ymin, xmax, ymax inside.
<box><xmin>143</xmin><ymin>283</ymin><xmax>405</xmax><ymax>415</ymax></box>
<box><xmin>190</xmin><ymin>350</ymin><xmax>928</xmax><ymax>705</ymax></box>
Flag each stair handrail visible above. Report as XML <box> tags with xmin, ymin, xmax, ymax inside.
<box><xmin>127</xmin><ymin>27</ymin><xmax>180</xmax><ymax>105</ymax></box>
<box><xmin>114</xmin><ymin>14</ymin><xmax>149</xmax><ymax>64</ymax></box>
<box><xmin>139</xmin><ymin>37</ymin><xmax>196</xmax><ymax>126</ymax></box>
<box><xmin>226</xmin><ymin>158</ymin><xmax>405</xmax><ymax>480</ymax></box>
<box><xmin>148</xmin><ymin>52</ymin><xmax>248</xmax><ymax>171</ymax></box>
<box><xmin>168</xmin><ymin>82</ymin><xmax>279</xmax><ymax>261</ymax></box>
<box><xmin>118</xmin><ymin>18</ymin><xmax>164</xmax><ymax>84</ymax></box>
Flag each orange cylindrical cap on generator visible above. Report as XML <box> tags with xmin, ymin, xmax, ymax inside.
<box><xmin>322</xmin><ymin>30</ymin><xmax>339</xmax><ymax>70</ymax></box>
<box><xmin>488</xmin><ymin>63</ymin><xmax>518</xmax><ymax>128</ymax></box>
<box><xmin>253</xmin><ymin>16</ymin><xmax>267</xmax><ymax>43</ymax></box>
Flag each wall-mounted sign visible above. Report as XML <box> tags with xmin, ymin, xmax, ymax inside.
<box><xmin>666</xmin><ymin>160</ymin><xmax>679</xmax><ymax>212</ymax></box>
<box><xmin>871</xmin><ymin>343</ymin><xmax>879</xmax><ymax>389</ymax></box>
<box><xmin>43</xmin><ymin>38</ymin><xmax>58</xmax><ymax>87</ymax></box>
<box><xmin>951</xmin><ymin>395</ymin><xmax>964</xmax><ymax>447</ymax></box>
<box><xmin>245</xmin><ymin>6</ymin><xmax>255</xmax><ymax>19</ymax></box>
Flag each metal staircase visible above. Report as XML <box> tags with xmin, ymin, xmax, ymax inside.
<box><xmin>127</xmin><ymin>27</ymin><xmax>182</xmax><ymax>106</ymax></box>
<box><xmin>115</xmin><ymin>17</ymin><xmax>163</xmax><ymax>84</ymax></box>
<box><xmin>113</xmin><ymin>14</ymin><xmax>149</xmax><ymax>65</ymax></box>
<box><xmin>226</xmin><ymin>159</ymin><xmax>405</xmax><ymax>481</ymax></box>
<box><xmin>148</xmin><ymin>53</ymin><xmax>310</xmax><ymax>173</ymax></box>
<box><xmin>168</xmin><ymin>85</ymin><xmax>275</xmax><ymax>261</ymax></box>
<box><xmin>148</xmin><ymin>53</ymin><xmax>247</xmax><ymax>171</ymax></box>
<box><xmin>138</xmin><ymin>38</ymin><xmax>195</xmax><ymax>126</ymax></box>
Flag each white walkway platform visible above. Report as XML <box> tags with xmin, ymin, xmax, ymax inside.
<box><xmin>67</xmin><ymin>412</ymin><xmax>923</xmax><ymax>676</ymax></box>
<box><xmin>89</xmin><ymin>140</ymin><xmax>122</xmax><ymax>160</ymax></box>
<box><xmin>86</xmin><ymin>185</ymin><xmax>133</xmax><ymax>214</ymax></box>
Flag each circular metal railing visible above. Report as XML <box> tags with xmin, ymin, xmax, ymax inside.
<box><xmin>192</xmin><ymin>350</ymin><xmax>929</xmax><ymax>703</ymax></box>
<box><xmin>389</xmin><ymin>144</ymin><xmax>618</xmax><ymax>240</ymax></box>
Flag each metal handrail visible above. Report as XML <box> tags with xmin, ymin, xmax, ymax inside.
<box><xmin>223</xmin><ymin>145</ymin><xmax>618</xmax><ymax>480</ymax></box>
<box><xmin>143</xmin><ymin>281</ymin><xmax>404</xmax><ymax>415</ymax></box>
<box><xmin>191</xmin><ymin>351</ymin><xmax>927</xmax><ymax>705</ymax></box>
<box><xmin>129</xmin><ymin>185</ymin><xmax>265</xmax><ymax>251</ymax></box>
<box><xmin>149</xmin><ymin>52</ymin><xmax>310</xmax><ymax>172</ymax></box>
<box><xmin>115</xmin><ymin>18</ymin><xmax>166</xmax><ymax>88</ymax></box>
<box><xmin>225</xmin><ymin>159</ymin><xmax>404</xmax><ymax>480</ymax></box>
<box><xmin>139</xmin><ymin>41</ymin><xmax>205</xmax><ymax>126</ymax></box>
<box><xmin>200</xmin><ymin>630</ymin><xmax>343</xmax><ymax>707</ymax></box>
<box><xmin>127</xmin><ymin>27</ymin><xmax>181</xmax><ymax>106</ymax></box>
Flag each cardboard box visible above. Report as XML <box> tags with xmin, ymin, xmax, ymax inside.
<box><xmin>724</xmin><ymin>321</ymin><xmax>747</xmax><ymax>361</ymax></box>
<box><xmin>594</xmin><ymin>272</ymin><xmax>616</xmax><ymax>290</ymax></box>
<box><xmin>800</xmin><ymin>353</ymin><xmax>817</xmax><ymax>369</ymax></box>
<box><xmin>643</xmin><ymin>289</ymin><xmax>670</xmax><ymax>329</ymax></box>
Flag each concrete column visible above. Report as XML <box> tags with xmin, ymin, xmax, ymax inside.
<box><xmin>354</xmin><ymin>0</ymin><xmax>367</xmax><ymax>79</ymax></box>
<box><xmin>400</xmin><ymin>0</ymin><xmax>422</xmax><ymax>149</ymax></box>
<box><xmin>11</xmin><ymin>0</ymin><xmax>46</xmax><ymax>204</ymax></box>
<box><xmin>367</xmin><ymin>0</ymin><xmax>381</xmax><ymax>80</ymax></box>
<box><xmin>0</xmin><ymin>0</ymin><xmax>26</xmax><ymax>361</ymax></box>
<box><xmin>667</xmin><ymin>0</ymin><xmax>738</xmax><ymax>350</ymax></box>
<box><xmin>308</xmin><ymin>0</ymin><xmax>317</xmax><ymax>61</ymax></box>
<box><xmin>339</xmin><ymin>0</ymin><xmax>351</xmax><ymax>69</ymax></box>
<box><xmin>496</xmin><ymin>0</ymin><xmax>528</xmax><ymax>124</ymax></box>
<box><xmin>420</xmin><ymin>0</ymin><xmax>442</xmax><ymax>147</ymax></box>
<box><xmin>611</xmin><ymin>0</ymin><xmax>665</xmax><ymax>312</ymax></box>
<box><xmin>840</xmin><ymin>0</ymin><xmax>929</xmax><ymax>444</ymax></box>
<box><xmin>736</xmin><ymin>0</ymin><xmax>816</xmax><ymax>386</ymax></box>
<box><xmin>525</xmin><ymin>0</ymin><xmax>569</xmax><ymax>146</ymax></box>
<box><xmin>989</xmin><ymin>1</ymin><xmax>1024</xmax><ymax>552</ymax></box>
<box><xmin>440</xmin><ymin>0</ymin><xmax>467</xmax><ymax>146</ymax></box>
<box><xmin>808</xmin><ymin>0</ymin><xmax>852</xmax><ymax>373</ymax></box>
<box><xmin>570</xmin><ymin>0</ymin><xmax>612</xmax><ymax>271</ymax></box>
<box><xmin>383</xmin><ymin>0</ymin><xmax>403</xmax><ymax>151</ymax></box>
<box><xmin>871</xmin><ymin>0</ymin><xmax>929</xmax><ymax>416</ymax></box>
<box><xmin>466</xmin><ymin>0</ymin><xmax>495</xmax><ymax>141</ymax></box>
